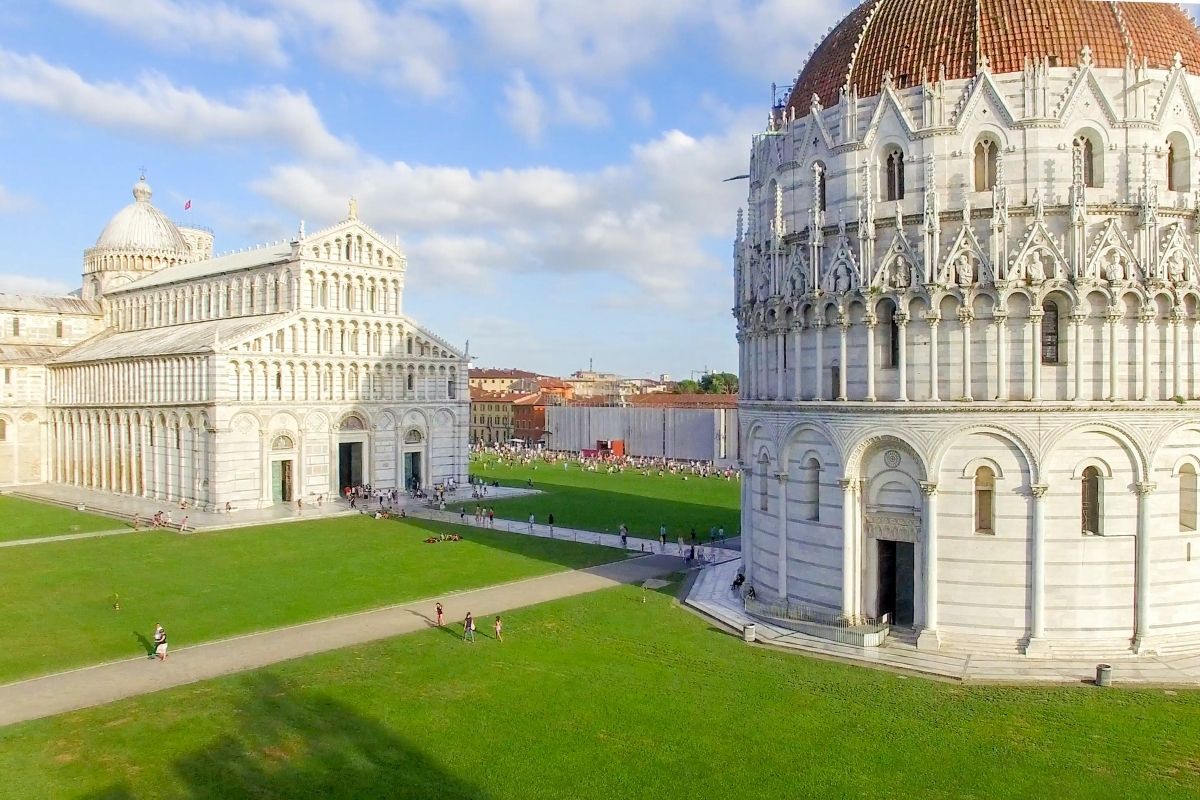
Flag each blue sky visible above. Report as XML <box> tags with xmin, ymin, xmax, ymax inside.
<box><xmin>0</xmin><ymin>0</ymin><xmax>853</xmax><ymax>378</ymax></box>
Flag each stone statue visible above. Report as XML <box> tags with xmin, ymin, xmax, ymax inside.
<box><xmin>1104</xmin><ymin>250</ymin><xmax>1126</xmax><ymax>283</ymax></box>
<box><xmin>892</xmin><ymin>258</ymin><xmax>910</xmax><ymax>289</ymax></box>
<box><xmin>954</xmin><ymin>253</ymin><xmax>973</xmax><ymax>287</ymax></box>
<box><xmin>1028</xmin><ymin>250</ymin><xmax>1047</xmax><ymax>283</ymax></box>
<box><xmin>1169</xmin><ymin>252</ymin><xmax>1189</xmax><ymax>283</ymax></box>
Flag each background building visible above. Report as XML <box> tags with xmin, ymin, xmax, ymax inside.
<box><xmin>737</xmin><ymin>0</ymin><xmax>1200</xmax><ymax>657</ymax></box>
<box><xmin>547</xmin><ymin>393</ymin><xmax>738</xmax><ymax>462</ymax></box>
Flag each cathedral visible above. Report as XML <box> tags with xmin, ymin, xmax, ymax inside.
<box><xmin>737</xmin><ymin>0</ymin><xmax>1200</xmax><ymax>657</ymax></box>
<box><xmin>0</xmin><ymin>178</ymin><xmax>469</xmax><ymax>510</ymax></box>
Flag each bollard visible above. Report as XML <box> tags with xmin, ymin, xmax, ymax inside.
<box><xmin>1096</xmin><ymin>663</ymin><xmax>1112</xmax><ymax>687</ymax></box>
<box><xmin>743</xmin><ymin>623</ymin><xmax>756</xmax><ymax>643</ymax></box>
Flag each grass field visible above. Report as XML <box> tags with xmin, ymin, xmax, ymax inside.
<box><xmin>469</xmin><ymin>454</ymin><xmax>739</xmax><ymax>540</ymax></box>
<box><xmin>1</xmin><ymin>580</ymin><xmax>1197</xmax><ymax>800</ymax></box>
<box><xmin>0</xmin><ymin>494</ymin><xmax>127</xmax><ymax>542</ymax></box>
<box><xmin>0</xmin><ymin>515</ymin><xmax>618</xmax><ymax>683</ymax></box>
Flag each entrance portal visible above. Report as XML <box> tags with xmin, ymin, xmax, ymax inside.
<box><xmin>877</xmin><ymin>540</ymin><xmax>915</xmax><ymax>626</ymax></box>
<box><xmin>404</xmin><ymin>451</ymin><xmax>422</xmax><ymax>491</ymax></box>
<box><xmin>271</xmin><ymin>459</ymin><xmax>294</xmax><ymax>503</ymax></box>
<box><xmin>338</xmin><ymin>441</ymin><xmax>363</xmax><ymax>489</ymax></box>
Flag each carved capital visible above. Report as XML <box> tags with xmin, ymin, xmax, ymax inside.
<box><xmin>1105</xmin><ymin>309</ymin><xmax>1123</xmax><ymax>324</ymax></box>
<box><xmin>895</xmin><ymin>312</ymin><xmax>910</xmax><ymax>326</ymax></box>
<box><xmin>863</xmin><ymin>312</ymin><xmax>878</xmax><ymax>327</ymax></box>
<box><xmin>1069</xmin><ymin>313</ymin><xmax>1087</xmax><ymax>325</ymax></box>
<box><xmin>957</xmin><ymin>309</ymin><xmax>974</xmax><ymax>324</ymax></box>
<box><xmin>1030</xmin><ymin>484</ymin><xmax>1049</xmax><ymax>499</ymax></box>
<box><xmin>1028</xmin><ymin>311</ymin><xmax>1044</xmax><ymax>323</ymax></box>
<box><xmin>919</xmin><ymin>480</ymin><xmax>938</xmax><ymax>497</ymax></box>
<box><xmin>775</xmin><ymin>472</ymin><xmax>789</xmax><ymax>482</ymax></box>
<box><xmin>837</xmin><ymin>478</ymin><xmax>855</xmax><ymax>491</ymax></box>
<box><xmin>813</xmin><ymin>319</ymin><xmax>827</xmax><ymax>330</ymax></box>
<box><xmin>925</xmin><ymin>312</ymin><xmax>941</xmax><ymax>326</ymax></box>
<box><xmin>992</xmin><ymin>311</ymin><xmax>1008</xmax><ymax>324</ymax></box>
<box><xmin>1135</xmin><ymin>481</ymin><xmax>1157</xmax><ymax>496</ymax></box>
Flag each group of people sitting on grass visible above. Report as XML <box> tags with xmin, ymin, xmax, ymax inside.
<box><xmin>472</xmin><ymin>445</ymin><xmax>737</xmax><ymax>482</ymax></box>
<box><xmin>424</xmin><ymin>532</ymin><xmax>462</xmax><ymax>543</ymax></box>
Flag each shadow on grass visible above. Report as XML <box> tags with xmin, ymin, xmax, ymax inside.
<box><xmin>92</xmin><ymin>674</ymin><xmax>492</xmax><ymax>800</ymax></box>
<box><xmin>133</xmin><ymin>630</ymin><xmax>154</xmax><ymax>657</ymax></box>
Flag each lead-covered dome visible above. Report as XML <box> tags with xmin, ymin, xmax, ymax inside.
<box><xmin>788</xmin><ymin>0</ymin><xmax>1200</xmax><ymax>112</ymax></box>
<box><xmin>94</xmin><ymin>177</ymin><xmax>189</xmax><ymax>254</ymax></box>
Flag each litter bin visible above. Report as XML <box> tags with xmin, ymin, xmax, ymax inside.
<box><xmin>743</xmin><ymin>623</ymin><xmax>756</xmax><ymax>643</ymax></box>
<box><xmin>1096</xmin><ymin>663</ymin><xmax>1112</xmax><ymax>687</ymax></box>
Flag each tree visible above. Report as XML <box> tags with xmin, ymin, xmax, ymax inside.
<box><xmin>674</xmin><ymin>379</ymin><xmax>700</xmax><ymax>394</ymax></box>
<box><xmin>699</xmin><ymin>372</ymin><xmax>739</xmax><ymax>394</ymax></box>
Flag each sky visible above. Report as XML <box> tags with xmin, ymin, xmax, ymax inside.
<box><xmin>0</xmin><ymin>0</ymin><xmax>855</xmax><ymax>379</ymax></box>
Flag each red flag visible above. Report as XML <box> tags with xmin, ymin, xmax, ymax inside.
<box><xmin>184</xmin><ymin>199</ymin><xmax>192</xmax><ymax>210</ymax></box>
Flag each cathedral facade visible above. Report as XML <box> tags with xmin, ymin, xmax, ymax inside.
<box><xmin>0</xmin><ymin>179</ymin><xmax>469</xmax><ymax>509</ymax></box>
<box><xmin>736</xmin><ymin>0</ymin><xmax>1200</xmax><ymax>657</ymax></box>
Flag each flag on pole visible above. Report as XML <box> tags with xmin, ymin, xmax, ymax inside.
<box><xmin>184</xmin><ymin>199</ymin><xmax>192</xmax><ymax>211</ymax></box>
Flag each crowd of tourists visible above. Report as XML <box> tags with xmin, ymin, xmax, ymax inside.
<box><xmin>472</xmin><ymin>444</ymin><xmax>739</xmax><ymax>481</ymax></box>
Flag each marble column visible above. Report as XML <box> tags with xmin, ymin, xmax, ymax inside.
<box><xmin>1027</xmin><ymin>484</ymin><xmax>1049</xmax><ymax>655</ymax></box>
<box><xmin>839</xmin><ymin>478</ymin><xmax>855</xmax><ymax>620</ymax></box>
<box><xmin>1134</xmin><ymin>481</ymin><xmax>1156</xmax><ymax>652</ymax></box>
<box><xmin>812</xmin><ymin>321</ymin><xmax>825</xmax><ymax>401</ymax></box>
<box><xmin>1029</xmin><ymin>310</ymin><xmax>1043</xmax><ymax>401</ymax></box>
<box><xmin>1139</xmin><ymin>311</ymin><xmax>1153</xmax><ymax>401</ymax></box>
<box><xmin>741</xmin><ymin>465</ymin><xmax>754</xmax><ymax>586</ymax></box>
<box><xmin>776</xmin><ymin>471</ymin><xmax>789</xmax><ymax>601</ymax></box>
<box><xmin>1106</xmin><ymin>307</ymin><xmax>1121</xmax><ymax>400</ymax></box>
<box><xmin>994</xmin><ymin>312</ymin><xmax>1008</xmax><ymax>400</ymax></box>
<box><xmin>1172</xmin><ymin>308</ymin><xmax>1184</xmax><ymax>399</ymax></box>
<box><xmin>864</xmin><ymin>313</ymin><xmax>877</xmax><ymax>401</ymax></box>
<box><xmin>896</xmin><ymin>312</ymin><xmax>909</xmax><ymax>401</ymax></box>
<box><xmin>1070</xmin><ymin>313</ymin><xmax>1085</xmax><ymax>401</ymax></box>
<box><xmin>837</xmin><ymin>319</ymin><xmax>849</xmax><ymax>400</ymax></box>
<box><xmin>792</xmin><ymin>324</ymin><xmax>804</xmax><ymax>401</ymax></box>
<box><xmin>927</xmin><ymin>315</ymin><xmax>940</xmax><ymax>401</ymax></box>
<box><xmin>959</xmin><ymin>309</ymin><xmax>973</xmax><ymax>401</ymax></box>
<box><xmin>775</xmin><ymin>328</ymin><xmax>785</xmax><ymax>400</ymax></box>
<box><xmin>917</xmin><ymin>481</ymin><xmax>940</xmax><ymax>650</ymax></box>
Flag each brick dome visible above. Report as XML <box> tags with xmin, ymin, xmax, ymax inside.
<box><xmin>788</xmin><ymin>0</ymin><xmax>1200</xmax><ymax>112</ymax></box>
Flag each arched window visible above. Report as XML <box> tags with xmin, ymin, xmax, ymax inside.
<box><xmin>758</xmin><ymin>458</ymin><xmax>769</xmax><ymax>512</ymax></box>
<box><xmin>1181</xmin><ymin>463</ymin><xmax>1198</xmax><ymax>531</ymax></box>
<box><xmin>1073</xmin><ymin>133</ymin><xmax>1099</xmax><ymax>188</ymax></box>
<box><xmin>1168</xmin><ymin>134</ymin><xmax>1192</xmax><ymax>192</ymax></box>
<box><xmin>55</xmin><ymin>320</ymin><xmax>64</xmax><ymax>338</ymax></box>
<box><xmin>973</xmin><ymin>138</ymin><xmax>998</xmax><ymax>191</ymax></box>
<box><xmin>0</xmin><ymin>418</ymin><xmax>6</xmax><ymax>442</ymax></box>
<box><xmin>802</xmin><ymin>458</ymin><xmax>821</xmax><ymax>521</ymax></box>
<box><xmin>812</xmin><ymin>162</ymin><xmax>827</xmax><ymax>212</ymax></box>
<box><xmin>11</xmin><ymin>318</ymin><xmax>19</xmax><ymax>336</ymax></box>
<box><xmin>884</xmin><ymin>148</ymin><xmax>905</xmax><ymax>201</ymax></box>
<box><xmin>1040</xmin><ymin>301</ymin><xmax>1060</xmax><ymax>364</ymax></box>
<box><xmin>880</xmin><ymin>304</ymin><xmax>899</xmax><ymax>368</ymax></box>
<box><xmin>407</xmin><ymin>374</ymin><xmax>415</xmax><ymax>392</ymax></box>
<box><xmin>974</xmin><ymin>466</ymin><xmax>995</xmax><ymax>534</ymax></box>
<box><xmin>1081</xmin><ymin>466</ymin><xmax>1102</xmax><ymax>535</ymax></box>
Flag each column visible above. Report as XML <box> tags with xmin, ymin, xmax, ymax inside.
<box><xmin>1172</xmin><ymin>308</ymin><xmax>1183</xmax><ymax>399</ymax></box>
<box><xmin>741</xmin><ymin>465</ymin><xmax>754</xmax><ymax>586</ymax></box>
<box><xmin>1134</xmin><ymin>481</ymin><xmax>1156</xmax><ymax>652</ymax></box>
<box><xmin>1071</xmin><ymin>313</ymin><xmax>1085</xmax><ymax>401</ymax></box>
<box><xmin>995</xmin><ymin>313</ymin><xmax>1008</xmax><ymax>401</ymax></box>
<box><xmin>917</xmin><ymin>481</ymin><xmax>940</xmax><ymax>649</ymax></box>
<box><xmin>1140</xmin><ymin>311</ymin><xmax>1153</xmax><ymax>401</ymax></box>
<box><xmin>837</xmin><ymin>319</ymin><xmax>848</xmax><ymax>400</ymax></box>
<box><xmin>1027</xmin><ymin>484</ymin><xmax>1049</xmax><ymax>654</ymax></box>
<box><xmin>896</xmin><ymin>313</ymin><xmax>909</xmax><ymax>401</ymax></box>
<box><xmin>792</xmin><ymin>324</ymin><xmax>804</xmax><ymax>401</ymax></box>
<box><xmin>775</xmin><ymin>329</ymin><xmax>785</xmax><ymax>400</ymax></box>
<box><xmin>1029</xmin><ymin>310</ymin><xmax>1043</xmax><ymax>401</ymax></box>
<box><xmin>1107</xmin><ymin>307</ymin><xmax>1120</xmax><ymax>400</ymax></box>
<box><xmin>839</xmin><ymin>478</ymin><xmax>855</xmax><ymax>620</ymax></box>
<box><xmin>776</xmin><ymin>471</ymin><xmax>789</xmax><ymax>601</ymax></box>
<box><xmin>864</xmin><ymin>313</ymin><xmax>877</xmax><ymax>401</ymax></box>
<box><xmin>812</xmin><ymin>321</ymin><xmax>825</xmax><ymax>401</ymax></box>
<box><xmin>927</xmin><ymin>315</ymin><xmax>940</xmax><ymax>401</ymax></box>
<box><xmin>959</xmin><ymin>310</ymin><xmax>973</xmax><ymax>401</ymax></box>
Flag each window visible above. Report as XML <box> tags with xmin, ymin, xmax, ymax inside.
<box><xmin>0</xmin><ymin>418</ymin><xmax>6</xmax><ymax>442</ymax></box>
<box><xmin>881</xmin><ymin>305</ymin><xmax>899</xmax><ymax>368</ymax></box>
<box><xmin>1040</xmin><ymin>301</ymin><xmax>1060</xmax><ymax>364</ymax></box>
<box><xmin>11</xmin><ymin>318</ymin><xmax>18</xmax><ymax>336</ymax></box>
<box><xmin>275</xmin><ymin>370</ymin><xmax>282</xmax><ymax>391</ymax></box>
<box><xmin>802</xmin><ymin>458</ymin><xmax>820</xmax><ymax>521</ymax></box>
<box><xmin>830</xmin><ymin>365</ymin><xmax>840</xmax><ymax>400</ymax></box>
<box><xmin>407</xmin><ymin>374</ymin><xmax>415</xmax><ymax>392</ymax></box>
<box><xmin>816</xmin><ymin>167</ymin><xmax>827</xmax><ymax>212</ymax></box>
<box><xmin>974</xmin><ymin>466</ymin><xmax>995</xmax><ymax>534</ymax></box>
<box><xmin>884</xmin><ymin>148</ymin><xmax>905</xmax><ymax>201</ymax></box>
<box><xmin>973</xmin><ymin>139</ymin><xmax>998</xmax><ymax>191</ymax></box>
<box><xmin>1168</xmin><ymin>134</ymin><xmax>1192</xmax><ymax>192</ymax></box>
<box><xmin>1082</xmin><ymin>466</ymin><xmax>1102</xmax><ymax>535</ymax></box>
<box><xmin>3</xmin><ymin>368</ymin><xmax>10</xmax><ymax>384</ymax></box>
<box><xmin>1181</xmin><ymin>464</ymin><xmax>1198</xmax><ymax>531</ymax></box>
<box><xmin>407</xmin><ymin>337</ymin><xmax>413</xmax><ymax>355</ymax></box>
<box><xmin>758</xmin><ymin>460</ymin><xmax>769</xmax><ymax>512</ymax></box>
<box><xmin>1073</xmin><ymin>134</ymin><xmax>1099</xmax><ymax>188</ymax></box>
<box><xmin>448</xmin><ymin>379</ymin><xmax>456</xmax><ymax>399</ymax></box>
<box><xmin>55</xmin><ymin>320</ymin><xmax>64</xmax><ymax>338</ymax></box>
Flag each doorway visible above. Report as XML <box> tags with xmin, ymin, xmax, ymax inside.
<box><xmin>271</xmin><ymin>459</ymin><xmax>293</xmax><ymax>503</ymax></box>
<box><xmin>404</xmin><ymin>451</ymin><xmax>422</xmax><ymax>491</ymax></box>
<box><xmin>338</xmin><ymin>441</ymin><xmax>363</xmax><ymax>489</ymax></box>
<box><xmin>877</xmin><ymin>540</ymin><xmax>915</xmax><ymax>626</ymax></box>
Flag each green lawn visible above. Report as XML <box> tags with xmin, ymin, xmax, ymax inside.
<box><xmin>1</xmin><ymin>580</ymin><xmax>1196</xmax><ymax>800</ymax></box>
<box><xmin>0</xmin><ymin>515</ymin><xmax>619</xmax><ymax>683</ymax></box>
<box><xmin>469</xmin><ymin>453</ymin><xmax>739</xmax><ymax>540</ymax></box>
<box><xmin>0</xmin><ymin>494</ymin><xmax>127</xmax><ymax>542</ymax></box>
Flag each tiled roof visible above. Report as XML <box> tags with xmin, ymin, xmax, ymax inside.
<box><xmin>0</xmin><ymin>294</ymin><xmax>101</xmax><ymax>315</ymax></box>
<box><xmin>788</xmin><ymin>0</ymin><xmax>1200</xmax><ymax>110</ymax></box>
<box><xmin>626</xmin><ymin>393</ymin><xmax>739</xmax><ymax>409</ymax></box>
<box><xmin>469</xmin><ymin>368</ymin><xmax>540</xmax><ymax>379</ymax></box>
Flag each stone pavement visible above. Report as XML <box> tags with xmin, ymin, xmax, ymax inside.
<box><xmin>686</xmin><ymin>557</ymin><xmax>1200</xmax><ymax>685</ymax></box>
<box><xmin>0</xmin><ymin>553</ymin><xmax>682</xmax><ymax>728</ymax></box>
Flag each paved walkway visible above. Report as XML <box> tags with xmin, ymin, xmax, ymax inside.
<box><xmin>0</xmin><ymin>554</ymin><xmax>682</xmax><ymax>728</ymax></box>
<box><xmin>686</xmin><ymin>558</ymin><xmax>1200</xmax><ymax>685</ymax></box>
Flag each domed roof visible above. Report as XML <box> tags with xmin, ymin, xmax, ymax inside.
<box><xmin>788</xmin><ymin>0</ymin><xmax>1200</xmax><ymax>111</ymax></box>
<box><xmin>93</xmin><ymin>177</ymin><xmax>189</xmax><ymax>254</ymax></box>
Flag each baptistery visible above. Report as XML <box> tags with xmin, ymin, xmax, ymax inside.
<box><xmin>735</xmin><ymin>0</ymin><xmax>1200</xmax><ymax>656</ymax></box>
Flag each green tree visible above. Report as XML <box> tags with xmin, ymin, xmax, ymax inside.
<box><xmin>674</xmin><ymin>379</ymin><xmax>700</xmax><ymax>394</ymax></box>
<box><xmin>699</xmin><ymin>372</ymin><xmax>739</xmax><ymax>394</ymax></box>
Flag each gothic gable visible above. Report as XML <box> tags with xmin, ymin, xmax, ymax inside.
<box><xmin>874</xmin><ymin>225</ymin><xmax>920</xmax><ymax>290</ymax></box>
<box><xmin>939</xmin><ymin>223</ymin><xmax>992</xmax><ymax>287</ymax></box>
<box><xmin>1159</xmin><ymin>222</ymin><xmax>1199</xmax><ymax>285</ymax></box>
<box><xmin>1007</xmin><ymin>212</ymin><xmax>1069</xmax><ymax>285</ymax></box>
<box><xmin>1084</xmin><ymin>218</ymin><xmax>1142</xmax><ymax>284</ymax></box>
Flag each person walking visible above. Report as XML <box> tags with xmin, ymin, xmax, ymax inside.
<box><xmin>435</xmin><ymin>602</ymin><xmax>444</xmax><ymax>627</ymax></box>
<box><xmin>494</xmin><ymin>616</ymin><xmax>503</xmax><ymax>642</ymax></box>
<box><xmin>548</xmin><ymin>513</ymin><xmax>555</xmax><ymax>534</ymax></box>
<box><xmin>528</xmin><ymin>513</ymin><xmax>536</xmax><ymax>533</ymax></box>
<box><xmin>619</xmin><ymin>524</ymin><xmax>628</xmax><ymax>549</ymax></box>
<box><xmin>152</xmin><ymin>622</ymin><xmax>168</xmax><ymax>661</ymax></box>
<box><xmin>463</xmin><ymin>612</ymin><xmax>476</xmax><ymax>643</ymax></box>
<box><xmin>488</xmin><ymin>508</ymin><xmax>495</xmax><ymax>528</ymax></box>
<box><xmin>659</xmin><ymin>525</ymin><xmax>667</xmax><ymax>552</ymax></box>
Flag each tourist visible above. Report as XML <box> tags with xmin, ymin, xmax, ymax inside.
<box><xmin>548</xmin><ymin>513</ymin><xmax>555</xmax><ymax>533</ymax></box>
<box><xmin>659</xmin><ymin>525</ymin><xmax>667</xmax><ymax>552</ymax></box>
<box><xmin>153</xmin><ymin>623</ymin><xmax>168</xmax><ymax>661</ymax></box>
<box><xmin>459</xmin><ymin>506</ymin><xmax>466</xmax><ymax>522</ymax></box>
<box><xmin>225</xmin><ymin>501</ymin><xmax>232</xmax><ymax>514</ymax></box>
<box><xmin>179</xmin><ymin>516</ymin><xmax>189</xmax><ymax>533</ymax></box>
<box><xmin>297</xmin><ymin>498</ymin><xmax>303</xmax><ymax>514</ymax></box>
<box><xmin>463</xmin><ymin>612</ymin><xmax>475</xmax><ymax>643</ymax></box>
<box><xmin>132</xmin><ymin>514</ymin><xmax>140</xmax><ymax>531</ymax></box>
<box><xmin>731</xmin><ymin>572</ymin><xmax>745</xmax><ymax>593</ymax></box>
<box><xmin>494</xmin><ymin>616</ymin><xmax>503</xmax><ymax>642</ymax></box>
<box><xmin>436</xmin><ymin>602</ymin><xmax>444</xmax><ymax>627</ymax></box>
<box><xmin>689</xmin><ymin>526</ymin><xmax>697</xmax><ymax>544</ymax></box>
<box><xmin>487</xmin><ymin>508</ymin><xmax>495</xmax><ymax>528</ymax></box>
<box><xmin>528</xmin><ymin>513</ymin><xmax>536</xmax><ymax>533</ymax></box>
<box><xmin>717</xmin><ymin>526</ymin><xmax>725</xmax><ymax>543</ymax></box>
<box><xmin>619</xmin><ymin>524</ymin><xmax>628</xmax><ymax>548</ymax></box>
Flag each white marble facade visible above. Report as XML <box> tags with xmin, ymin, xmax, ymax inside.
<box><xmin>736</xmin><ymin>51</ymin><xmax>1200</xmax><ymax>655</ymax></box>
<box><xmin>0</xmin><ymin>180</ymin><xmax>469</xmax><ymax>510</ymax></box>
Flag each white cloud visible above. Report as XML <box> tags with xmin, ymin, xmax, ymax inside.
<box><xmin>503</xmin><ymin>71</ymin><xmax>546</xmax><ymax>144</ymax></box>
<box><xmin>0</xmin><ymin>274</ymin><xmax>73</xmax><ymax>296</ymax></box>
<box><xmin>630</xmin><ymin>94</ymin><xmax>654</xmax><ymax>124</ymax></box>
<box><xmin>0</xmin><ymin>48</ymin><xmax>354</xmax><ymax>160</ymax></box>
<box><xmin>554</xmin><ymin>86</ymin><xmax>608</xmax><ymax>128</ymax></box>
<box><xmin>250</xmin><ymin>113</ymin><xmax>756</xmax><ymax>305</ymax></box>
<box><xmin>56</xmin><ymin>0</ymin><xmax>287</xmax><ymax>67</ymax></box>
<box><xmin>266</xmin><ymin>0</ymin><xmax>455</xmax><ymax>98</ymax></box>
<box><xmin>711</xmin><ymin>0</ymin><xmax>854</xmax><ymax>79</ymax></box>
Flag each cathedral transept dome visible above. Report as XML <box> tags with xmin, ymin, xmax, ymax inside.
<box><xmin>93</xmin><ymin>177</ymin><xmax>189</xmax><ymax>255</ymax></box>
